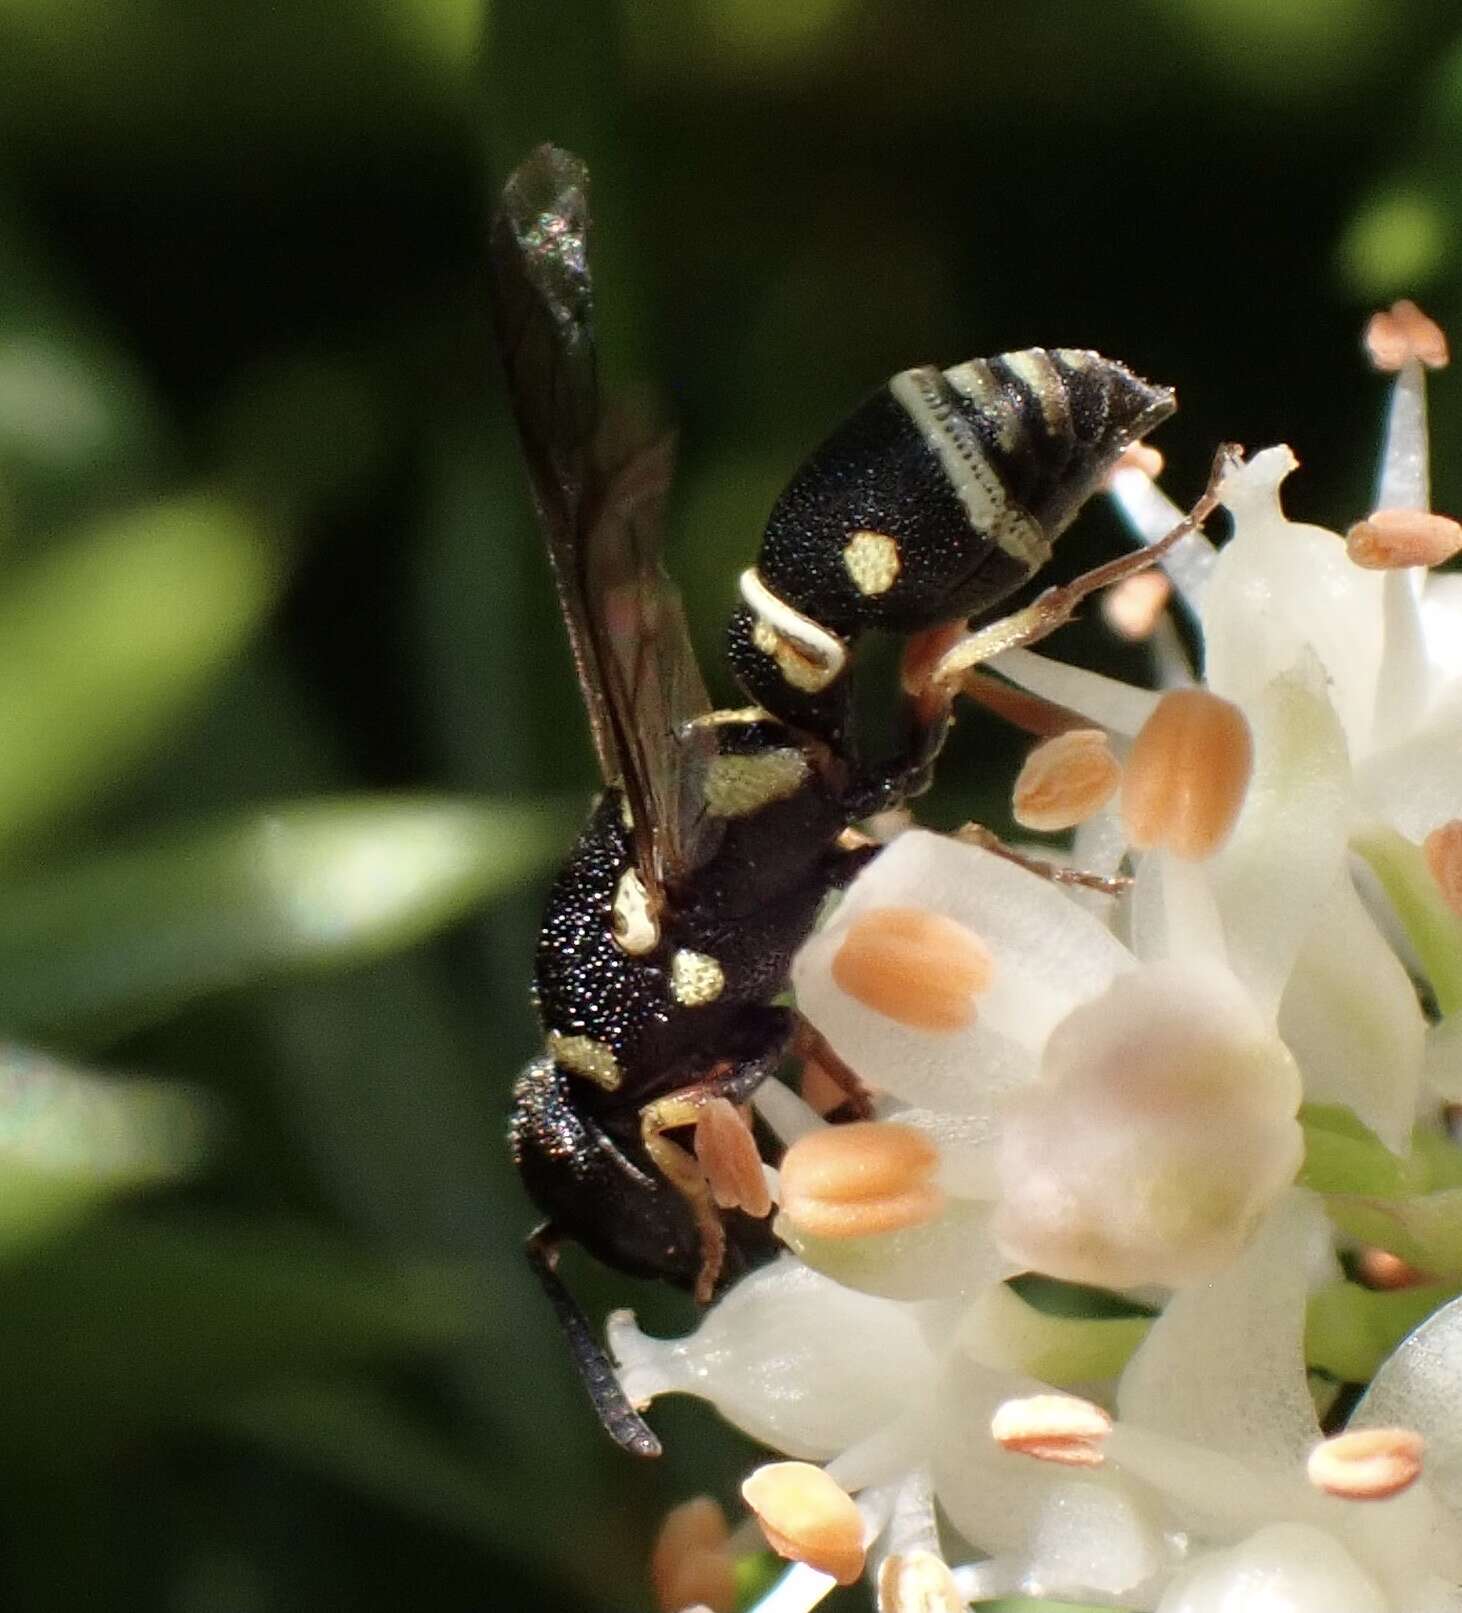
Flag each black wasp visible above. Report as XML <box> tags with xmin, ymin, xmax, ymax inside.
<box><xmin>491</xmin><ymin>145</ymin><xmax>1175</xmax><ymax>1457</ymax></box>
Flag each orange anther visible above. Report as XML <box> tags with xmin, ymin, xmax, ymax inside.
<box><xmin>1365</xmin><ymin>300</ymin><xmax>1450</xmax><ymax>371</ymax></box>
<box><xmin>1423</xmin><ymin>820</ymin><xmax>1462</xmax><ymax>918</ymax></box>
<box><xmin>1102</xmin><ymin>569</ymin><xmax>1172</xmax><ymax>641</ymax></box>
<box><xmin>694</xmin><ymin>1098</ymin><xmax>771</xmax><ymax>1219</ymax></box>
<box><xmin>1120</xmin><ymin>689</ymin><xmax>1253</xmax><ymax>860</ymax></box>
<box><xmin>1346</xmin><ymin>509</ymin><xmax>1462</xmax><ymax>570</ymax></box>
<box><xmin>991</xmin><ymin>1393</ymin><xmax>1112</xmax><ymax>1467</ymax></box>
<box><xmin>778</xmin><ymin>1121</ymin><xmax>943</xmax><ymax>1241</ymax></box>
<box><xmin>650</xmin><ymin>1497</ymin><xmax>736</xmax><ymax>1613</ymax></box>
<box><xmin>1012</xmin><ymin>728</ymin><xmax>1122</xmax><ymax>832</ymax></box>
<box><xmin>831</xmin><ymin>906</ymin><xmax>993</xmax><ymax>1032</ymax></box>
<box><xmin>877</xmin><ymin>1550</ymin><xmax>965</xmax><ymax>1613</ymax></box>
<box><xmin>741</xmin><ymin>1462</ymin><xmax>865</xmax><ymax>1585</ymax></box>
<box><xmin>1306</xmin><ymin>1427</ymin><xmax>1424</xmax><ymax>1501</ymax></box>
<box><xmin>1108</xmin><ymin>441</ymin><xmax>1165</xmax><ymax>481</ymax></box>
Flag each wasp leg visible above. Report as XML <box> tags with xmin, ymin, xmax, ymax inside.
<box><xmin>923</xmin><ymin>445</ymin><xmax>1239</xmax><ymax>695</ymax></box>
<box><xmin>951</xmin><ymin>821</ymin><xmax>1132</xmax><ymax>897</ymax></box>
<box><xmin>524</xmin><ymin>1224</ymin><xmax>662</xmax><ymax>1459</ymax></box>
<box><xmin>790</xmin><ymin>1017</ymin><xmax>875</xmax><ymax>1119</ymax></box>
<box><xmin>640</xmin><ymin>1046</ymin><xmax>790</xmax><ymax>1306</ymax></box>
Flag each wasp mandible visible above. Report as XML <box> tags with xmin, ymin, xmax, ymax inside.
<box><xmin>491</xmin><ymin>145</ymin><xmax>1177</xmax><ymax>1457</ymax></box>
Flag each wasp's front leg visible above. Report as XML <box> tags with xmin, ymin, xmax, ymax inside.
<box><xmin>639</xmin><ymin>1067</ymin><xmax>779</xmax><ymax>1305</ymax></box>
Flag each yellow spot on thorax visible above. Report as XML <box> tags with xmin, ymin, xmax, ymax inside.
<box><xmin>548</xmin><ymin>1031</ymin><xmax>622</xmax><ymax>1090</ymax></box>
<box><xmin>703</xmin><ymin>748</ymin><xmax>810</xmax><ymax>817</ymax></box>
<box><xmin>670</xmin><ymin>948</ymin><xmax>726</xmax><ymax>1007</ymax></box>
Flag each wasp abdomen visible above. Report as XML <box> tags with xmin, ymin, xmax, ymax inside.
<box><xmin>747</xmin><ymin>348</ymin><xmax>1174</xmax><ymax>640</ymax></box>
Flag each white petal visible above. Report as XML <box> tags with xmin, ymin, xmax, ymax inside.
<box><xmin>1107</xmin><ymin>465</ymin><xmax>1220</xmax><ymax>610</ymax></box>
<box><xmin>931</xmin><ymin>1351</ymin><xmax>1166</xmax><ymax>1597</ymax></box>
<box><xmin>607</xmin><ymin>1256</ymin><xmax>934</xmax><ymax>1458</ymax></box>
<box><xmin>1350</xmin><ymin>1292</ymin><xmax>1462</xmax><ymax>1516</ymax></box>
<box><xmin>792</xmin><ymin>832</ymin><xmax>1134</xmax><ymax>1112</ymax></box>
<box><xmin>994</xmin><ymin>962</ymin><xmax>1304</xmax><ymax>1290</ymax></box>
<box><xmin>1155</xmin><ymin>1524</ymin><xmax>1388</xmax><ymax>1613</ymax></box>
<box><xmin>1278</xmin><ymin>876</ymin><xmax>1426</xmax><ymax>1151</ymax></box>
<box><xmin>1117</xmin><ymin>1191</ymin><xmax>1327</xmax><ymax>1467</ymax></box>
<box><xmin>1202</xmin><ymin>447</ymin><xmax>1384</xmax><ymax>760</ymax></box>
<box><xmin>1356</xmin><ymin>690</ymin><xmax>1462</xmax><ymax>841</ymax></box>
<box><xmin>991</xmin><ymin>647</ymin><xmax>1160</xmax><ymax>739</ymax></box>
<box><xmin>1206</xmin><ymin>661</ymin><xmax>1352</xmax><ymax>1019</ymax></box>
<box><xmin>1420</xmin><ymin>573</ymin><xmax>1462</xmax><ymax>691</ymax></box>
<box><xmin>777</xmin><ymin>1196</ymin><xmax>1012</xmax><ymax>1301</ymax></box>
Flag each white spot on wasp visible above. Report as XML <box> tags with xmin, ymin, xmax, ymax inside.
<box><xmin>611</xmin><ymin>866</ymin><xmax>659</xmax><ymax>956</ymax></box>
<box><xmin>704</xmin><ymin>748</ymin><xmax>810</xmax><ymax>817</ymax></box>
<box><xmin>842</xmin><ymin>529</ymin><xmax>901</xmax><ymax>596</ymax></box>
<box><xmin>739</xmin><ymin>568</ymin><xmax>847</xmax><ymax>694</ymax></box>
<box><xmin>670</xmin><ymin>949</ymin><xmax>726</xmax><ymax>1007</ymax></box>
<box><xmin>548</xmin><ymin>1031</ymin><xmax>623</xmax><ymax>1090</ymax></box>
<box><xmin>944</xmin><ymin>357</ymin><xmax>1020</xmax><ymax>451</ymax></box>
<box><xmin>1003</xmin><ymin>348</ymin><xmax>1071</xmax><ymax>439</ymax></box>
<box><xmin>889</xmin><ymin>367</ymin><xmax>1049</xmax><ymax>573</ymax></box>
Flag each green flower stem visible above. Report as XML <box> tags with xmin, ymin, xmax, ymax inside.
<box><xmin>1354</xmin><ymin>824</ymin><xmax>1462</xmax><ymax>1017</ymax></box>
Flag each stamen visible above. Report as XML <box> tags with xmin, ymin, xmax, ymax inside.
<box><xmin>1107</xmin><ymin>441</ymin><xmax>1165</xmax><ymax>481</ymax></box>
<box><xmin>990</xmin><ymin>1393</ymin><xmax>1112</xmax><ymax>1467</ymax></box>
<box><xmin>1423</xmin><ymin>819</ymin><xmax>1462</xmax><ymax>917</ymax></box>
<box><xmin>778</xmin><ymin>1121</ymin><xmax>944</xmax><ymax>1240</ymax></box>
<box><xmin>800</xmin><ymin>1057</ymin><xmax>850</xmax><ymax>1117</ymax></box>
<box><xmin>1306</xmin><ymin>1427</ymin><xmax>1424</xmax><ymax>1500</ymax></box>
<box><xmin>741</xmin><ymin>1462</ymin><xmax>866</xmax><ymax>1586</ymax></box>
<box><xmin>651</xmin><ymin>1496</ymin><xmax>737</xmax><ymax>1613</ymax></box>
<box><xmin>1364</xmin><ymin>300</ymin><xmax>1449</xmax><ymax>372</ymax></box>
<box><xmin>1012</xmin><ymin>728</ymin><xmax>1122</xmax><ymax>832</ymax></box>
<box><xmin>1346</xmin><ymin>509</ymin><xmax>1462</xmax><ymax>570</ymax></box>
<box><xmin>1120</xmin><ymin>689</ymin><xmax>1253</xmax><ymax>860</ymax></box>
<box><xmin>695</xmin><ymin>1098</ymin><xmax>772</xmax><ymax>1218</ymax></box>
<box><xmin>1356</xmin><ymin>1247</ymin><xmax>1429</xmax><ymax>1289</ymax></box>
<box><xmin>877</xmin><ymin>1550</ymin><xmax>964</xmax><ymax>1613</ymax></box>
<box><xmin>831</xmin><ymin>907</ymin><xmax>993</xmax><ymax>1032</ymax></box>
<box><xmin>1102</xmin><ymin>569</ymin><xmax>1172</xmax><ymax>641</ymax></box>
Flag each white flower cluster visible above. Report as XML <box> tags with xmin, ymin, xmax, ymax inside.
<box><xmin>619</xmin><ymin>304</ymin><xmax>1462</xmax><ymax>1613</ymax></box>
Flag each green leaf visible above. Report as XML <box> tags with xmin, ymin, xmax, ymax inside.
<box><xmin>0</xmin><ymin>494</ymin><xmax>278</xmax><ymax>858</ymax></box>
<box><xmin>214</xmin><ymin>1382</ymin><xmax>524</xmax><ymax>1555</ymax></box>
<box><xmin>1307</xmin><ymin>1278</ymin><xmax>1462</xmax><ymax>1382</ymax></box>
<box><xmin>1298</xmin><ymin>1103</ymin><xmax>1424</xmax><ymax>1196</ymax></box>
<box><xmin>0</xmin><ymin>1215</ymin><xmax>474</xmax><ymax>1470</ymax></box>
<box><xmin>0</xmin><ymin>1044</ymin><xmax>209</xmax><ymax>1257</ymax></box>
<box><xmin>0</xmin><ymin>796</ymin><xmax>565</xmax><ymax>1042</ymax></box>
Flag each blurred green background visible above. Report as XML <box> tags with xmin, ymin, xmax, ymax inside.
<box><xmin>0</xmin><ymin>1</ymin><xmax>1455</xmax><ymax>1609</ymax></box>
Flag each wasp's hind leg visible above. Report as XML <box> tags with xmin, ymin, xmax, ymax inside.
<box><xmin>524</xmin><ymin>1224</ymin><xmax>662</xmax><ymax>1459</ymax></box>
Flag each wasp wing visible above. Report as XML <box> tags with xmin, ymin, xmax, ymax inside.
<box><xmin>489</xmin><ymin>145</ymin><xmax>719</xmax><ymax>902</ymax></box>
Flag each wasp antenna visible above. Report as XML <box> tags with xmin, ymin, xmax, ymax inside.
<box><xmin>525</xmin><ymin>1227</ymin><xmax>662</xmax><ymax>1458</ymax></box>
